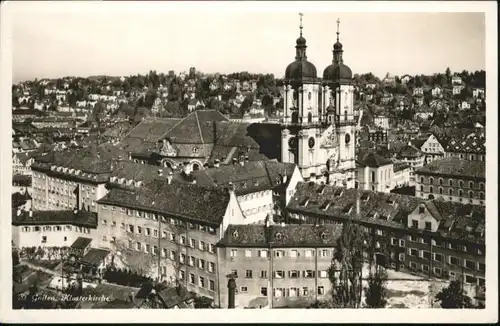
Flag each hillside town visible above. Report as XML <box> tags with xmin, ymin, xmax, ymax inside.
<box><xmin>11</xmin><ymin>16</ymin><xmax>486</xmax><ymax>310</ymax></box>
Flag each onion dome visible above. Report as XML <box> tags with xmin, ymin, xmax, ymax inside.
<box><xmin>285</xmin><ymin>14</ymin><xmax>318</xmax><ymax>82</ymax></box>
<box><xmin>323</xmin><ymin>18</ymin><xmax>352</xmax><ymax>84</ymax></box>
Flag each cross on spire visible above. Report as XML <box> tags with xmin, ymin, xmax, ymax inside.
<box><xmin>336</xmin><ymin>18</ymin><xmax>340</xmax><ymax>42</ymax></box>
<box><xmin>299</xmin><ymin>13</ymin><xmax>304</xmax><ymax>36</ymax></box>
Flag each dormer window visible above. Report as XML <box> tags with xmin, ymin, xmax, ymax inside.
<box><xmin>233</xmin><ymin>230</ymin><xmax>239</xmax><ymax>238</ymax></box>
<box><xmin>418</xmin><ymin>205</ymin><xmax>425</xmax><ymax>214</ymax></box>
<box><xmin>299</xmin><ymin>199</ymin><xmax>309</xmax><ymax>207</ymax></box>
<box><xmin>320</xmin><ymin>232</ymin><xmax>327</xmax><ymax>241</ymax></box>
<box><xmin>361</xmin><ymin>194</ymin><xmax>370</xmax><ymax>202</ymax></box>
<box><xmin>276</xmin><ymin>233</ymin><xmax>282</xmax><ymax>240</ymax></box>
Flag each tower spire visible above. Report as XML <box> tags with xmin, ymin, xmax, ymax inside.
<box><xmin>336</xmin><ymin>18</ymin><xmax>340</xmax><ymax>42</ymax></box>
<box><xmin>299</xmin><ymin>13</ymin><xmax>304</xmax><ymax>36</ymax></box>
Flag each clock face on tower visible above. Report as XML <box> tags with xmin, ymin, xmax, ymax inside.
<box><xmin>288</xmin><ymin>137</ymin><xmax>297</xmax><ymax>148</ymax></box>
<box><xmin>308</xmin><ymin>137</ymin><xmax>315</xmax><ymax>148</ymax></box>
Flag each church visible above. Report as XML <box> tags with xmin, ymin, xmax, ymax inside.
<box><xmin>280</xmin><ymin>15</ymin><xmax>357</xmax><ymax>188</ymax></box>
<box><xmin>111</xmin><ymin>15</ymin><xmax>358</xmax><ymax>189</ymax></box>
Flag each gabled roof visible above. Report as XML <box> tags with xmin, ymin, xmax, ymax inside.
<box><xmin>71</xmin><ymin>236</ymin><xmax>93</xmax><ymax>249</ymax></box>
<box><xmin>81</xmin><ymin>248</ymin><xmax>111</xmax><ymax>266</ymax></box>
<box><xmin>12</xmin><ymin>210</ymin><xmax>97</xmax><ymax>228</ymax></box>
<box><xmin>162</xmin><ymin>110</ymin><xmax>228</xmax><ymax>144</ymax></box>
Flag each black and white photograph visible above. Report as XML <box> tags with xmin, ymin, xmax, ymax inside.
<box><xmin>0</xmin><ymin>1</ymin><xmax>497</xmax><ymax>323</ymax></box>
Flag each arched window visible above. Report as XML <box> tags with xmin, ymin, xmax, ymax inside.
<box><xmin>439</xmin><ymin>178</ymin><xmax>443</xmax><ymax>185</ymax></box>
<box><xmin>458</xmin><ymin>189</ymin><xmax>463</xmax><ymax>197</ymax></box>
<box><xmin>429</xmin><ymin>186</ymin><xmax>433</xmax><ymax>194</ymax></box>
<box><xmin>449</xmin><ymin>179</ymin><xmax>453</xmax><ymax>187</ymax></box>
<box><xmin>479</xmin><ymin>182</ymin><xmax>484</xmax><ymax>191</ymax></box>
<box><xmin>468</xmin><ymin>191</ymin><xmax>474</xmax><ymax>199</ymax></box>
<box><xmin>429</xmin><ymin>177</ymin><xmax>434</xmax><ymax>185</ymax></box>
<box><xmin>291</xmin><ymin>112</ymin><xmax>299</xmax><ymax>124</ymax></box>
<box><xmin>308</xmin><ymin>112</ymin><xmax>312</xmax><ymax>123</ymax></box>
<box><xmin>344</xmin><ymin>110</ymin><xmax>348</xmax><ymax>121</ymax></box>
<box><xmin>439</xmin><ymin>187</ymin><xmax>443</xmax><ymax>194</ymax></box>
<box><xmin>479</xmin><ymin>192</ymin><xmax>484</xmax><ymax>200</ymax></box>
<box><xmin>468</xmin><ymin>181</ymin><xmax>474</xmax><ymax>189</ymax></box>
<box><xmin>470</xmin><ymin>154</ymin><xmax>475</xmax><ymax>160</ymax></box>
<box><xmin>449</xmin><ymin>188</ymin><xmax>453</xmax><ymax>196</ymax></box>
<box><xmin>420</xmin><ymin>177</ymin><xmax>424</xmax><ymax>184</ymax></box>
<box><xmin>460</xmin><ymin>154</ymin><xmax>464</xmax><ymax>159</ymax></box>
<box><xmin>458</xmin><ymin>180</ymin><xmax>464</xmax><ymax>188</ymax></box>
<box><xmin>371</xmin><ymin>171</ymin><xmax>375</xmax><ymax>182</ymax></box>
<box><xmin>420</xmin><ymin>186</ymin><xmax>424</xmax><ymax>192</ymax></box>
<box><xmin>192</xmin><ymin>163</ymin><xmax>200</xmax><ymax>171</ymax></box>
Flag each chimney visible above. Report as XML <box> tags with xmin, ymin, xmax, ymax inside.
<box><xmin>227</xmin><ymin>182</ymin><xmax>235</xmax><ymax>194</ymax></box>
<box><xmin>29</xmin><ymin>210</ymin><xmax>33</xmax><ymax>217</ymax></box>
<box><xmin>282</xmin><ymin>174</ymin><xmax>288</xmax><ymax>184</ymax></box>
<box><xmin>158</xmin><ymin>169</ymin><xmax>163</xmax><ymax>177</ymax></box>
<box><xmin>183</xmin><ymin>162</ymin><xmax>191</xmax><ymax>176</ymax></box>
<box><xmin>356</xmin><ymin>191</ymin><xmax>360</xmax><ymax>217</ymax></box>
<box><xmin>227</xmin><ymin>278</ymin><xmax>236</xmax><ymax>309</ymax></box>
<box><xmin>167</xmin><ymin>171</ymin><xmax>173</xmax><ymax>184</ymax></box>
<box><xmin>214</xmin><ymin>159</ymin><xmax>220</xmax><ymax>168</ymax></box>
<box><xmin>73</xmin><ymin>209</ymin><xmax>78</xmax><ymax>215</ymax></box>
<box><xmin>17</xmin><ymin>209</ymin><xmax>21</xmax><ymax>216</ymax></box>
<box><xmin>280</xmin><ymin>222</ymin><xmax>285</xmax><ymax>227</ymax></box>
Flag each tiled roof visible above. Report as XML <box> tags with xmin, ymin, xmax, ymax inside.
<box><xmin>397</xmin><ymin>144</ymin><xmax>422</xmax><ymax>158</ymax></box>
<box><xmin>81</xmin><ymin>248</ymin><xmax>111</xmax><ymax>266</ymax></box>
<box><xmin>12</xmin><ymin>210</ymin><xmax>98</xmax><ymax>228</ymax></box>
<box><xmin>415</xmin><ymin>157</ymin><xmax>485</xmax><ymax>179</ymax></box>
<box><xmin>125</xmin><ymin>118</ymin><xmax>181</xmax><ymax>142</ymax></box>
<box><xmin>425</xmin><ymin>198</ymin><xmax>485</xmax><ymax>243</ymax></box>
<box><xmin>444</xmin><ymin>132</ymin><xmax>485</xmax><ymax>154</ymax></box>
<box><xmin>111</xmin><ymin>161</ymin><xmax>172</xmax><ymax>184</ymax></box>
<box><xmin>287</xmin><ymin>182</ymin><xmax>422</xmax><ymax>229</ymax></box>
<box><xmin>393</xmin><ymin>162</ymin><xmax>411</xmax><ymax>172</ymax></box>
<box><xmin>357</xmin><ymin>152</ymin><xmax>392</xmax><ymax>168</ymax></box>
<box><xmin>12</xmin><ymin>174</ymin><xmax>32</xmax><ymax>186</ymax></box>
<box><xmin>71</xmin><ymin>237</ymin><xmax>93</xmax><ymax>249</ymax></box>
<box><xmin>98</xmin><ymin>179</ymin><xmax>231</xmax><ymax>226</ymax></box>
<box><xmin>179</xmin><ymin>161</ymin><xmax>296</xmax><ymax>195</ymax></box>
<box><xmin>217</xmin><ymin>223</ymin><xmax>343</xmax><ymax>248</ymax></box>
<box><xmin>162</xmin><ymin>110</ymin><xmax>228</xmax><ymax>144</ymax></box>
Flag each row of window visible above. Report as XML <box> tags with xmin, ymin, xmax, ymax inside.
<box><xmin>419</xmin><ymin>177</ymin><xmax>484</xmax><ymax>190</ymax></box>
<box><xmin>407</xmin><ymin>262</ymin><xmax>485</xmax><ymax>283</ymax></box>
<box><xmin>185</xmin><ymin>272</ymin><xmax>215</xmax><ymax>291</ymax></box>
<box><xmin>232</xmin><ymin>269</ymin><xmax>329</xmax><ymax>279</ymax></box>
<box><xmin>21</xmin><ymin>225</ymin><xmax>90</xmax><ymax>233</ymax></box>
<box><xmin>122</xmin><ymin>224</ymin><xmax>216</xmax><ymax>253</ymax></box>
<box><xmin>420</xmin><ymin>186</ymin><xmax>484</xmax><ymax>199</ymax></box>
<box><xmin>390</xmin><ymin>235</ymin><xmax>483</xmax><ymax>255</ymax></box>
<box><xmin>242</xmin><ymin>203</ymin><xmax>273</xmax><ymax>216</ymax></box>
<box><xmin>256</xmin><ymin>286</ymin><xmax>326</xmax><ymax>297</ymax></box>
<box><xmin>101</xmin><ymin>207</ymin><xmax>217</xmax><ymax>234</ymax></box>
<box><xmin>406</xmin><ymin>249</ymin><xmax>485</xmax><ymax>271</ymax></box>
<box><xmin>239</xmin><ymin>190</ymin><xmax>272</xmax><ymax>201</ymax></box>
<box><xmin>229</xmin><ymin>248</ymin><xmax>332</xmax><ymax>258</ymax></box>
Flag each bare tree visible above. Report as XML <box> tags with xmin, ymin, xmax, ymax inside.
<box><xmin>112</xmin><ymin>234</ymin><xmax>157</xmax><ymax>277</ymax></box>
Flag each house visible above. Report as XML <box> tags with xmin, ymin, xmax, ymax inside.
<box><xmin>472</xmin><ymin>88</ymin><xmax>485</xmax><ymax>98</ymax></box>
<box><xmin>286</xmin><ymin>182</ymin><xmax>485</xmax><ymax>287</ymax></box>
<box><xmin>412</xmin><ymin>133</ymin><xmax>446</xmax><ymax>164</ymax></box>
<box><xmin>460</xmin><ymin>101</ymin><xmax>471</xmax><ymax>110</ymax></box>
<box><xmin>365</xmin><ymin>83</ymin><xmax>377</xmax><ymax>90</ymax></box>
<box><xmin>443</xmin><ymin>132</ymin><xmax>485</xmax><ymax>161</ymax></box>
<box><xmin>414</xmin><ymin>105</ymin><xmax>433</xmax><ymax>121</ymax></box>
<box><xmin>401</xmin><ymin>75</ymin><xmax>411</xmax><ymax>84</ymax></box>
<box><xmin>187</xmin><ymin>99</ymin><xmax>203</xmax><ymax>112</ymax></box>
<box><xmin>451</xmin><ymin>75</ymin><xmax>462</xmax><ymax>85</ymax></box>
<box><xmin>452</xmin><ymin>85</ymin><xmax>465</xmax><ymax>95</ymax></box>
<box><xmin>383</xmin><ymin>74</ymin><xmax>396</xmax><ymax>85</ymax></box>
<box><xmin>373</xmin><ymin>115</ymin><xmax>390</xmax><ymax>130</ymax></box>
<box><xmin>80</xmin><ymin>248</ymin><xmax>112</xmax><ymax>275</ymax></box>
<box><xmin>12</xmin><ymin>151</ymin><xmax>36</xmax><ymax>175</ymax></box>
<box><xmin>356</xmin><ymin>152</ymin><xmax>394</xmax><ymax>192</ymax></box>
<box><xmin>413</xmin><ymin>87</ymin><xmax>424</xmax><ymax>96</ymax></box>
<box><xmin>11</xmin><ymin>210</ymin><xmax>98</xmax><ymax>249</ymax></box>
<box><xmin>96</xmin><ymin>179</ymin><xmax>245</xmax><ymax>304</ymax></box>
<box><xmin>431</xmin><ymin>87</ymin><xmax>443</xmax><ymax>98</ymax></box>
<box><xmin>381</xmin><ymin>93</ymin><xmax>393</xmax><ymax>104</ymax></box>
<box><xmin>415</xmin><ymin>157</ymin><xmax>485</xmax><ymax>206</ymax></box>
<box><xmin>132</xmin><ymin>283</ymin><xmax>196</xmax><ymax>309</ymax></box>
<box><xmin>394</xmin><ymin>144</ymin><xmax>425</xmax><ymax>184</ymax></box>
<box><xmin>393</xmin><ymin>162</ymin><xmax>412</xmax><ymax>188</ymax></box>
<box><xmin>217</xmin><ymin>222</ymin><xmax>343</xmax><ymax>308</ymax></box>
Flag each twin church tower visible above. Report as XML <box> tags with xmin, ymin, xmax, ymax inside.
<box><xmin>280</xmin><ymin>14</ymin><xmax>357</xmax><ymax>188</ymax></box>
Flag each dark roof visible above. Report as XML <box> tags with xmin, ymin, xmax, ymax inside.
<box><xmin>397</xmin><ymin>144</ymin><xmax>422</xmax><ymax>158</ymax></box>
<box><xmin>97</xmin><ymin>299</ymin><xmax>136</xmax><ymax>309</ymax></box>
<box><xmin>415</xmin><ymin>157</ymin><xmax>485</xmax><ymax>179</ymax></box>
<box><xmin>136</xmin><ymin>283</ymin><xmax>196</xmax><ymax>309</ymax></box>
<box><xmin>81</xmin><ymin>248</ymin><xmax>111</xmax><ymax>266</ymax></box>
<box><xmin>285</xmin><ymin>60</ymin><xmax>318</xmax><ymax>82</ymax></box>
<box><xmin>70</xmin><ymin>236</ymin><xmax>93</xmax><ymax>249</ymax></box>
<box><xmin>323</xmin><ymin>63</ymin><xmax>353</xmax><ymax>83</ymax></box>
<box><xmin>125</xmin><ymin>118</ymin><xmax>182</xmax><ymax>142</ymax></box>
<box><xmin>357</xmin><ymin>152</ymin><xmax>392</xmax><ymax>168</ymax></box>
<box><xmin>12</xmin><ymin>174</ymin><xmax>32</xmax><ymax>186</ymax></box>
<box><xmin>444</xmin><ymin>133</ymin><xmax>485</xmax><ymax>154</ymax></box>
<box><xmin>410</xmin><ymin>138</ymin><xmax>427</xmax><ymax>149</ymax></box>
<box><xmin>111</xmin><ymin>161</ymin><xmax>172</xmax><ymax>184</ymax></box>
<box><xmin>218</xmin><ymin>224</ymin><xmax>343</xmax><ymax>248</ymax></box>
<box><xmin>178</xmin><ymin>161</ymin><xmax>296</xmax><ymax>195</ymax></box>
<box><xmin>12</xmin><ymin>191</ymin><xmax>31</xmax><ymax>208</ymax></box>
<box><xmin>98</xmin><ymin>179</ymin><xmax>231</xmax><ymax>226</ymax></box>
<box><xmin>12</xmin><ymin>210</ymin><xmax>98</xmax><ymax>228</ymax></box>
<box><xmin>162</xmin><ymin>110</ymin><xmax>228</xmax><ymax>144</ymax></box>
<box><xmin>287</xmin><ymin>182</ymin><xmax>422</xmax><ymax>229</ymax></box>
<box><xmin>393</xmin><ymin>162</ymin><xmax>411</xmax><ymax>172</ymax></box>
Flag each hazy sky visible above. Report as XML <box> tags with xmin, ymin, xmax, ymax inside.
<box><xmin>8</xmin><ymin>2</ymin><xmax>486</xmax><ymax>82</ymax></box>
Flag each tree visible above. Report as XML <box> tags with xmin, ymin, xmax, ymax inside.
<box><xmin>364</xmin><ymin>266</ymin><xmax>388</xmax><ymax>308</ymax></box>
<box><xmin>435</xmin><ymin>280</ymin><xmax>475</xmax><ymax>308</ymax></box>
<box><xmin>112</xmin><ymin>235</ymin><xmax>157</xmax><ymax>278</ymax></box>
<box><xmin>445</xmin><ymin>67</ymin><xmax>451</xmax><ymax>83</ymax></box>
<box><xmin>326</xmin><ymin>215</ymin><xmax>366</xmax><ymax>308</ymax></box>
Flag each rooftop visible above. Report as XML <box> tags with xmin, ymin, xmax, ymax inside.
<box><xmin>70</xmin><ymin>236</ymin><xmax>93</xmax><ymax>249</ymax></box>
<box><xmin>98</xmin><ymin>179</ymin><xmax>231</xmax><ymax>226</ymax></box>
<box><xmin>217</xmin><ymin>223</ymin><xmax>343</xmax><ymax>248</ymax></box>
<box><xmin>12</xmin><ymin>210</ymin><xmax>98</xmax><ymax>228</ymax></box>
<box><xmin>415</xmin><ymin>157</ymin><xmax>485</xmax><ymax>179</ymax></box>
<box><xmin>81</xmin><ymin>248</ymin><xmax>111</xmax><ymax>266</ymax></box>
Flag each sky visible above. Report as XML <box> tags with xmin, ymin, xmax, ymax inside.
<box><xmin>8</xmin><ymin>2</ymin><xmax>486</xmax><ymax>83</ymax></box>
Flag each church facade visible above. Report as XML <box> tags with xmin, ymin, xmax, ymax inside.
<box><xmin>280</xmin><ymin>17</ymin><xmax>357</xmax><ymax>188</ymax></box>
